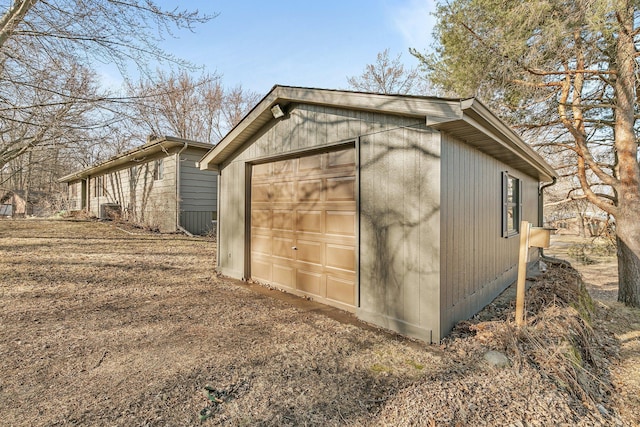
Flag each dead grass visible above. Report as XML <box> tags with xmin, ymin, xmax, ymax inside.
<box><xmin>545</xmin><ymin>233</ymin><xmax>640</xmax><ymax>427</ymax></box>
<box><xmin>0</xmin><ymin>219</ymin><xmax>638</xmax><ymax>426</ymax></box>
<box><xmin>374</xmin><ymin>263</ymin><xmax>622</xmax><ymax>426</ymax></box>
<box><xmin>0</xmin><ymin>219</ymin><xmax>438</xmax><ymax>426</ymax></box>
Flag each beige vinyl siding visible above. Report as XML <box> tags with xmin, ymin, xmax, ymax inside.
<box><xmin>179</xmin><ymin>150</ymin><xmax>217</xmax><ymax>234</ymax></box>
<box><xmin>440</xmin><ymin>132</ymin><xmax>539</xmax><ymax>337</ymax></box>
<box><xmin>88</xmin><ymin>153</ymin><xmax>178</xmax><ymax>232</ymax></box>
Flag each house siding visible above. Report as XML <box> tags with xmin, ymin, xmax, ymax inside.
<box><xmin>88</xmin><ymin>152</ymin><xmax>178</xmax><ymax>232</ymax></box>
<box><xmin>439</xmin><ymin>132</ymin><xmax>540</xmax><ymax>338</ymax></box>
<box><xmin>179</xmin><ymin>151</ymin><xmax>217</xmax><ymax>234</ymax></box>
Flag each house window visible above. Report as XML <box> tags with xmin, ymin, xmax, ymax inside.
<box><xmin>154</xmin><ymin>159</ymin><xmax>164</xmax><ymax>181</ymax></box>
<box><xmin>502</xmin><ymin>171</ymin><xmax>522</xmax><ymax>237</ymax></box>
<box><xmin>95</xmin><ymin>176</ymin><xmax>104</xmax><ymax>197</ymax></box>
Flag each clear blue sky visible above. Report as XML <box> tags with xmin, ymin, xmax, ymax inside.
<box><xmin>102</xmin><ymin>0</ymin><xmax>438</xmax><ymax>96</ymax></box>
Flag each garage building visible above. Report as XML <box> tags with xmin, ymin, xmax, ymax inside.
<box><xmin>198</xmin><ymin>86</ymin><xmax>557</xmax><ymax>343</ymax></box>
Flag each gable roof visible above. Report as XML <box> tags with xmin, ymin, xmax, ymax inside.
<box><xmin>59</xmin><ymin>136</ymin><xmax>213</xmax><ymax>183</ymax></box>
<box><xmin>198</xmin><ymin>85</ymin><xmax>557</xmax><ymax>182</ymax></box>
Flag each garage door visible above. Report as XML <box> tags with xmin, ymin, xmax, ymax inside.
<box><xmin>250</xmin><ymin>147</ymin><xmax>357</xmax><ymax>312</ymax></box>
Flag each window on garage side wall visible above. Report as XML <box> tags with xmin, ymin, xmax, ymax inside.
<box><xmin>502</xmin><ymin>171</ymin><xmax>522</xmax><ymax>237</ymax></box>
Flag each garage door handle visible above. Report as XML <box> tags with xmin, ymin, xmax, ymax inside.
<box><xmin>291</xmin><ymin>246</ymin><xmax>298</xmax><ymax>250</ymax></box>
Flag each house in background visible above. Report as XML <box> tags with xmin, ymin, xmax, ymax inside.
<box><xmin>198</xmin><ymin>85</ymin><xmax>557</xmax><ymax>343</ymax></box>
<box><xmin>59</xmin><ymin>136</ymin><xmax>217</xmax><ymax>235</ymax></box>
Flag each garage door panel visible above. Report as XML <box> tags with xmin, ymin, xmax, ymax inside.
<box><xmin>326</xmin><ymin>176</ymin><xmax>355</xmax><ymax>201</ymax></box>
<box><xmin>273</xmin><ymin>181</ymin><xmax>295</xmax><ymax>201</ymax></box>
<box><xmin>326</xmin><ymin>244</ymin><xmax>356</xmax><ymax>272</ymax></box>
<box><xmin>251</xmin><ymin>259</ymin><xmax>272</xmax><ymax>282</ymax></box>
<box><xmin>273</xmin><ymin>264</ymin><xmax>294</xmax><ymax>288</ymax></box>
<box><xmin>252</xmin><ymin>234</ymin><xmax>271</xmax><ymax>255</ymax></box>
<box><xmin>273</xmin><ymin>158</ymin><xmax>294</xmax><ymax>175</ymax></box>
<box><xmin>251</xmin><ymin>209</ymin><xmax>271</xmax><ymax>229</ymax></box>
<box><xmin>298</xmin><ymin>155</ymin><xmax>322</xmax><ymax>172</ymax></box>
<box><xmin>273</xmin><ymin>237</ymin><xmax>295</xmax><ymax>259</ymax></box>
<box><xmin>253</xmin><ymin>162</ymin><xmax>271</xmax><ymax>177</ymax></box>
<box><xmin>296</xmin><ymin>239</ymin><xmax>322</xmax><ymax>265</ymax></box>
<box><xmin>326</xmin><ymin>211</ymin><xmax>355</xmax><ymax>236</ymax></box>
<box><xmin>298</xmin><ymin>179</ymin><xmax>323</xmax><ymax>201</ymax></box>
<box><xmin>327</xmin><ymin>275</ymin><xmax>355</xmax><ymax>305</ymax></box>
<box><xmin>297</xmin><ymin>270</ymin><xmax>322</xmax><ymax>295</ymax></box>
<box><xmin>273</xmin><ymin>210</ymin><xmax>294</xmax><ymax>231</ymax></box>
<box><xmin>328</xmin><ymin>148</ymin><xmax>356</xmax><ymax>168</ymax></box>
<box><xmin>252</xmin><ymin>183</ymin><xmax>271</xmax><ymax>202</ymax></box>
<box><xmin>297</xmin><ymin>210</ymin><xmax>322</xmax><ymax>233</ymax></box>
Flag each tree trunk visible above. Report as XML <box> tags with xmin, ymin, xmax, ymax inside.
<box><xmin>612</xmin><ymin>1</ymin><xmax>640</xmax><ymax>308</ymax></box>
<box><xmin>577</xmin><ymin>213</ymin><xmax>586</xmax><ymax>237</ymax></box>
<box><xmin>616</xmin><ymin>217</ymin><xmax>640</xmax><ymax>306</ymax></box>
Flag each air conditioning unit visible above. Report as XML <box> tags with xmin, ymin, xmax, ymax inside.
<box><xmin>100</xmin><ymin>203</ymin><xmax>121</xmax><ymax>219</ymax></box>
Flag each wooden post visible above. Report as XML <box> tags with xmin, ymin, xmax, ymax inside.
<box><xmin>515</xmin><ymin>220</ymin><xmax>531</xmax><ymax>327</ymax></box>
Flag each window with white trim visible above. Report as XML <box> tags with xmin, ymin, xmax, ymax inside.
<box><xmin>153</xmin><ymin>159</ymin><xmax>164</xmax><ymax>181</ymax></box>
<box><xmin>95</xmin><ymin>176</ymin><xmax>104</xmax><ymax>197</ymax></box>
<box><xmin>502</xmin><ymin>171</ymin><xmax>522</xmax><ymax>237</ymax></box>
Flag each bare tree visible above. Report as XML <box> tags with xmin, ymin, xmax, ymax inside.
<box><xmin>221</xmin><ymin>84</ymin><xmax>261</xmax><ymax>134</ymax></box>
<box><xmin>0</xmin><ymin>1</ymin><xmax>213</xmax><ymax>72</ymax></box>
<box><xmin>125</xmin><ymin>70</ymin><xmax>224</xmax><ymax>143</ymax></box>
<box><xmin>124</xmin><ymin>72</ymin><xmax>260</xmax><ymax>144</ymax></box>
<box><xmin>346</xmin><ymin>48</ymin><xmax>429</xmax><ymax>95</ymax></box>
<box><xmin>0</xmin><ymin>1</ymin><xmax>213</xmax><ymax>200</ymax></box>
<box><xmin>0</xmin><ymin>1</ymin><xmax>213</xmax><ymax>168</ymax></box>
<box><xmin>0</xmin><ymin>46</ymin><xmax>108</xmax><ymax>189</ymax></box>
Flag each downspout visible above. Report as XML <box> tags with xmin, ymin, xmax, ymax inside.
<box><xmin>538</xmin><ymin>176</ymin><xmax>557</xmax><ymax>228</ymax></box>
<box><xmin>216</xmin><ymin>169</ymin><xmax>221</xmax><ymax>268</ymax></box>
<box><xmin>175</xmin><ymin>141</ymin><xmax>193</xmax><ymax>235</ymax></box>
<box><xmin>85</xmin><ymin>176</ymin><xmax>90</xmax><ymax>212</ymax></box>
<box><xmin>538</xmin><ymin>176</ymin><xmax>562</xmax><ymax>261</ymax></box>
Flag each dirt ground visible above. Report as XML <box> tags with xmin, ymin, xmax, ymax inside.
<box><xmin>0</xmin><ymin>219</ymin><xmax>638</xmax><ymax>426</ymax></box>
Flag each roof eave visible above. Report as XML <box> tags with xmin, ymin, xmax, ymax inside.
<box><xmin>59</xmin><ymin>136</ymin><xmax>213</xmax><ymax>183</ymax></box>
<box><xmin>198</xmin><ymin>87</ymin><xmax>557</xmax><ymax>183</ymax></box>
<box><xmin>461</xmin><ymin>99</ymin><xmax>558</xmax><ymax>182</ymax></box>
<box><xmin>199</xmin><ymin>86</ymin><xmax>464</xmax><ymax>170</ymax></box>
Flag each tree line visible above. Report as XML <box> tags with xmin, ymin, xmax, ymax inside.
<box><xmin>0</xmin><ymin>1</ymin><xmax>257</xmax><ymax>200</ymax></box>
